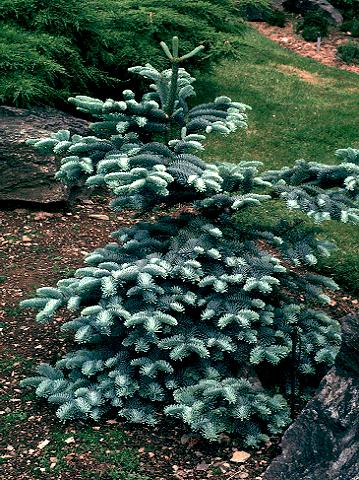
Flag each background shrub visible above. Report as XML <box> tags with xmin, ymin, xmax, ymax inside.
<box><xmin>331</xmin><ymin>0</ymin><xmax>359</xmax><ymax>19</ymax></box>
<box><xmin>336</xmin><ymin>41</ymin><xmax>359</xmax><ymax>64</ymax></box>
<box><xmin>0</xmin><ymin>0</ymin><xmax>266</xmax><ymax>107</ymax></box>
<box><xmin>266</xmin><ymin>10</ymin><xmax>287</xmax><ymax>28</ymax></box>
<box><xmin>296</xmin><ymin>11</ymin><xmax>330</xmax><ymax>42</ymax></box>
<box><xmin>301</xmin><ymin>25</ymin><xmax>322</xmax><ymax>41</ymax></box>
<box><xmin>341</xmin><ymin>18</ymin><xmax>359</xmax><ymax>37</ymax></box>
<box><xmin>0</xmin><ymin>24</ymin><xmax>106</xmax><ymax>106</ymax></box>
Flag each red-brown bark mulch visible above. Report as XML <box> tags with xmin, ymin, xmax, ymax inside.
<box><xmin>251</xmin><ymin>21</ymin><xmax>359</xmax><ymax>75</ymax></box>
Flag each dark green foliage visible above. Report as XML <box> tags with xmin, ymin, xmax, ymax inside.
<box><xmin>331</xmin><ymin>0</ymin><xmax>359</xmax><ymax>19</ymax></box>
<box><xmin>300</xmin><ymin>26</ymin><xmax>322</xmax><ymax>42</ymax></box>
<box><xmin>0</xmin><ymin>0</ymin><xmax>255</xmax><ymax>107</ymax></box>
<box><xmin>0</xmin><ymin>23</ymin><xmax>105</xmax><ymax>106</ymax></box>
<box><xmin>20</xmin><ymin>38</ymin><xmax>359</xmax><ymax>445</ymax></box>
<box><xmin>237</xmin><ymin>0</ymin><xmax>271</xmax><ymax>21</ymax></box>
<box><xmin>296</xmin><ymin>12</ymin><xmax>330</xmax><ymax>41</ymax></box>
<box><xmin>341</xmin><ymin>18</ymin><xmax>359</xmax><ymax>37</ymax></box>
<box><xmin>350</xmin><ymin>19</ymin><xmax>359</xmax><ymax>37</ymax></box>
<box><xmin>266</xmin><ymin>10</ymin><xmax>287</xmax><ymax>28</ymax></box>
<box><xmin>318</xmin><ymin>251</ymin><xmax>359</xmax><ymax>295</ymax></box>
<box><xmin>336</xmin><ymin>41</ymin><xmax>359</xmax><ymax>64</ymax></box>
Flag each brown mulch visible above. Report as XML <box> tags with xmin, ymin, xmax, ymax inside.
<box><xmin>251</xmin><ymin>21</ymin><xmax>359</xmax><ymax>75</ymax></box>
<box><xmin>0</xmin><ymin>196</ymin><xmax>358</xmax><ymax>479</ymax></box>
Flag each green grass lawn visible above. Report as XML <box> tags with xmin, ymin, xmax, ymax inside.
<box><xmin>197</xmin><ymin>27</ymin><xmax>359</xmax><ymax>293</ymax></box>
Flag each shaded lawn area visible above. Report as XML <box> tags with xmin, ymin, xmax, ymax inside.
<box><xmin>197</xmin><ymin>28</ymin><xmax>359</xmax><ymax>293</ymax></box>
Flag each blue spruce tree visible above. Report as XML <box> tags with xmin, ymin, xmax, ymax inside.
<box><xmin>21</xmin><ymin>37</ymin><xmax>359</xmax><ymax>446</ymax></box>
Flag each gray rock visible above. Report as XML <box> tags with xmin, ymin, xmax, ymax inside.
<box><xmin>280</xmin><ymin>0</ymin><xmax>343</xmax><ymax>24</ymax></box>
<box><xmin>0</xmin><ymin>106</ymin><xmax>90</xmax><ymax>204</ymax></box>
<box><xmin>264</xmin><ymin>314</ymin><xmax>359</xmax><ymax>480</ymax></box>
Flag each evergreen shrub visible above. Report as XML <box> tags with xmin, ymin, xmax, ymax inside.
<box><xmin>296</xmin><ymin>11</ymin><xmax>330</xmax><ymax>41</ymax></box>
<box><xmin>21</xmin><ymin>38</ymin><xmax>359</xmax><ymax>445</ymax></box>
<box><xmin>336</xmin><ymin>41</ymin><xmax>359</xmax><ymax>64</ymax></box>
<box><xmin>267</xmin><ymin>10</ymin><xmax>287</xmax><ymax>28</ymax></box>
<box><xmin>341</xmin><ymin>18</ymin><xmax>359</xmax><ymax>37</ymax></box>
<box><xmin>0</xmin><ymin>0</ymin><xmax>262</xmax><ymax>107</ymax></box>
<box><xmin>331</xmin><ymin>0</ymin><xmax>359</xmax><ymax>19</ymax></box>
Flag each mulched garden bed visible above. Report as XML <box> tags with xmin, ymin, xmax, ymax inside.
<box><xmin>0</xmin><ymin>196</ymin><xmax>357</xmax><ymax>479</ymax></box>
<box><xmin>251</xmin><ymin>21</ymin><xmax>359</xmax><ymax>75</ymax></box>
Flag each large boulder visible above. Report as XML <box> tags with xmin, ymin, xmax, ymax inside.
<box><xmin>278</xmin><ymin>0</ymin><xmax>343</xmax><ymax>24</ymax></box>
<box><xmin>264</xmin><ymin>314</ymin><xmax>359</xmax><ymax>480</ymax></box>
<box><xmin>0</xmin><ymin>106</ymin><xmax>90</xmax><ymax>204</ymax></box>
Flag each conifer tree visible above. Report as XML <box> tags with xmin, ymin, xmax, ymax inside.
<box><xmin>21</xmin><ymin>37</ymin><xmax>359</xmax><ymax>446</ymax></box>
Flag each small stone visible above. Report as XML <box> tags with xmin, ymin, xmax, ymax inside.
<box><xmin>34</xmin><ymin>212</ymin><xmax>54</xmax><ymax>221</ymax></box>
<box><xmin>37</xmin><ymin>439</ymin><xmax>50</xmax><ymax>450</ymax></box>
<box><xmin>239</xmin><ymin>474</ymin><xmax>249</xmax><ymax>479</ymax></box>
<box><xmin>64</xmin><ymin>437</ymin><xmax>75</xmax><ymax>444</ymax></box>
<box><xmin>195</xmin><ymin>462</ymin><xmax>209</xmax><ymax>471</ymax></box>
<box><xmin>22</xmin><ymin>235</ymin><xmax>32</xmax><ymax>242</ymax></box>
<box><xmin>89</xmin><ymin>214</ymin><xmax>110</xmax><ymax>220</ymax></box>
<box><xmin>230</xmin><ymin>451</ymin><xmax>251</xmax><ymax>463</ymax></box>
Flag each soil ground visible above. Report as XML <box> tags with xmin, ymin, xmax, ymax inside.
<box><xmin>0</xmin><ymin>196</ymin><xmax>357</xmax><ymax>480</ymax></box>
